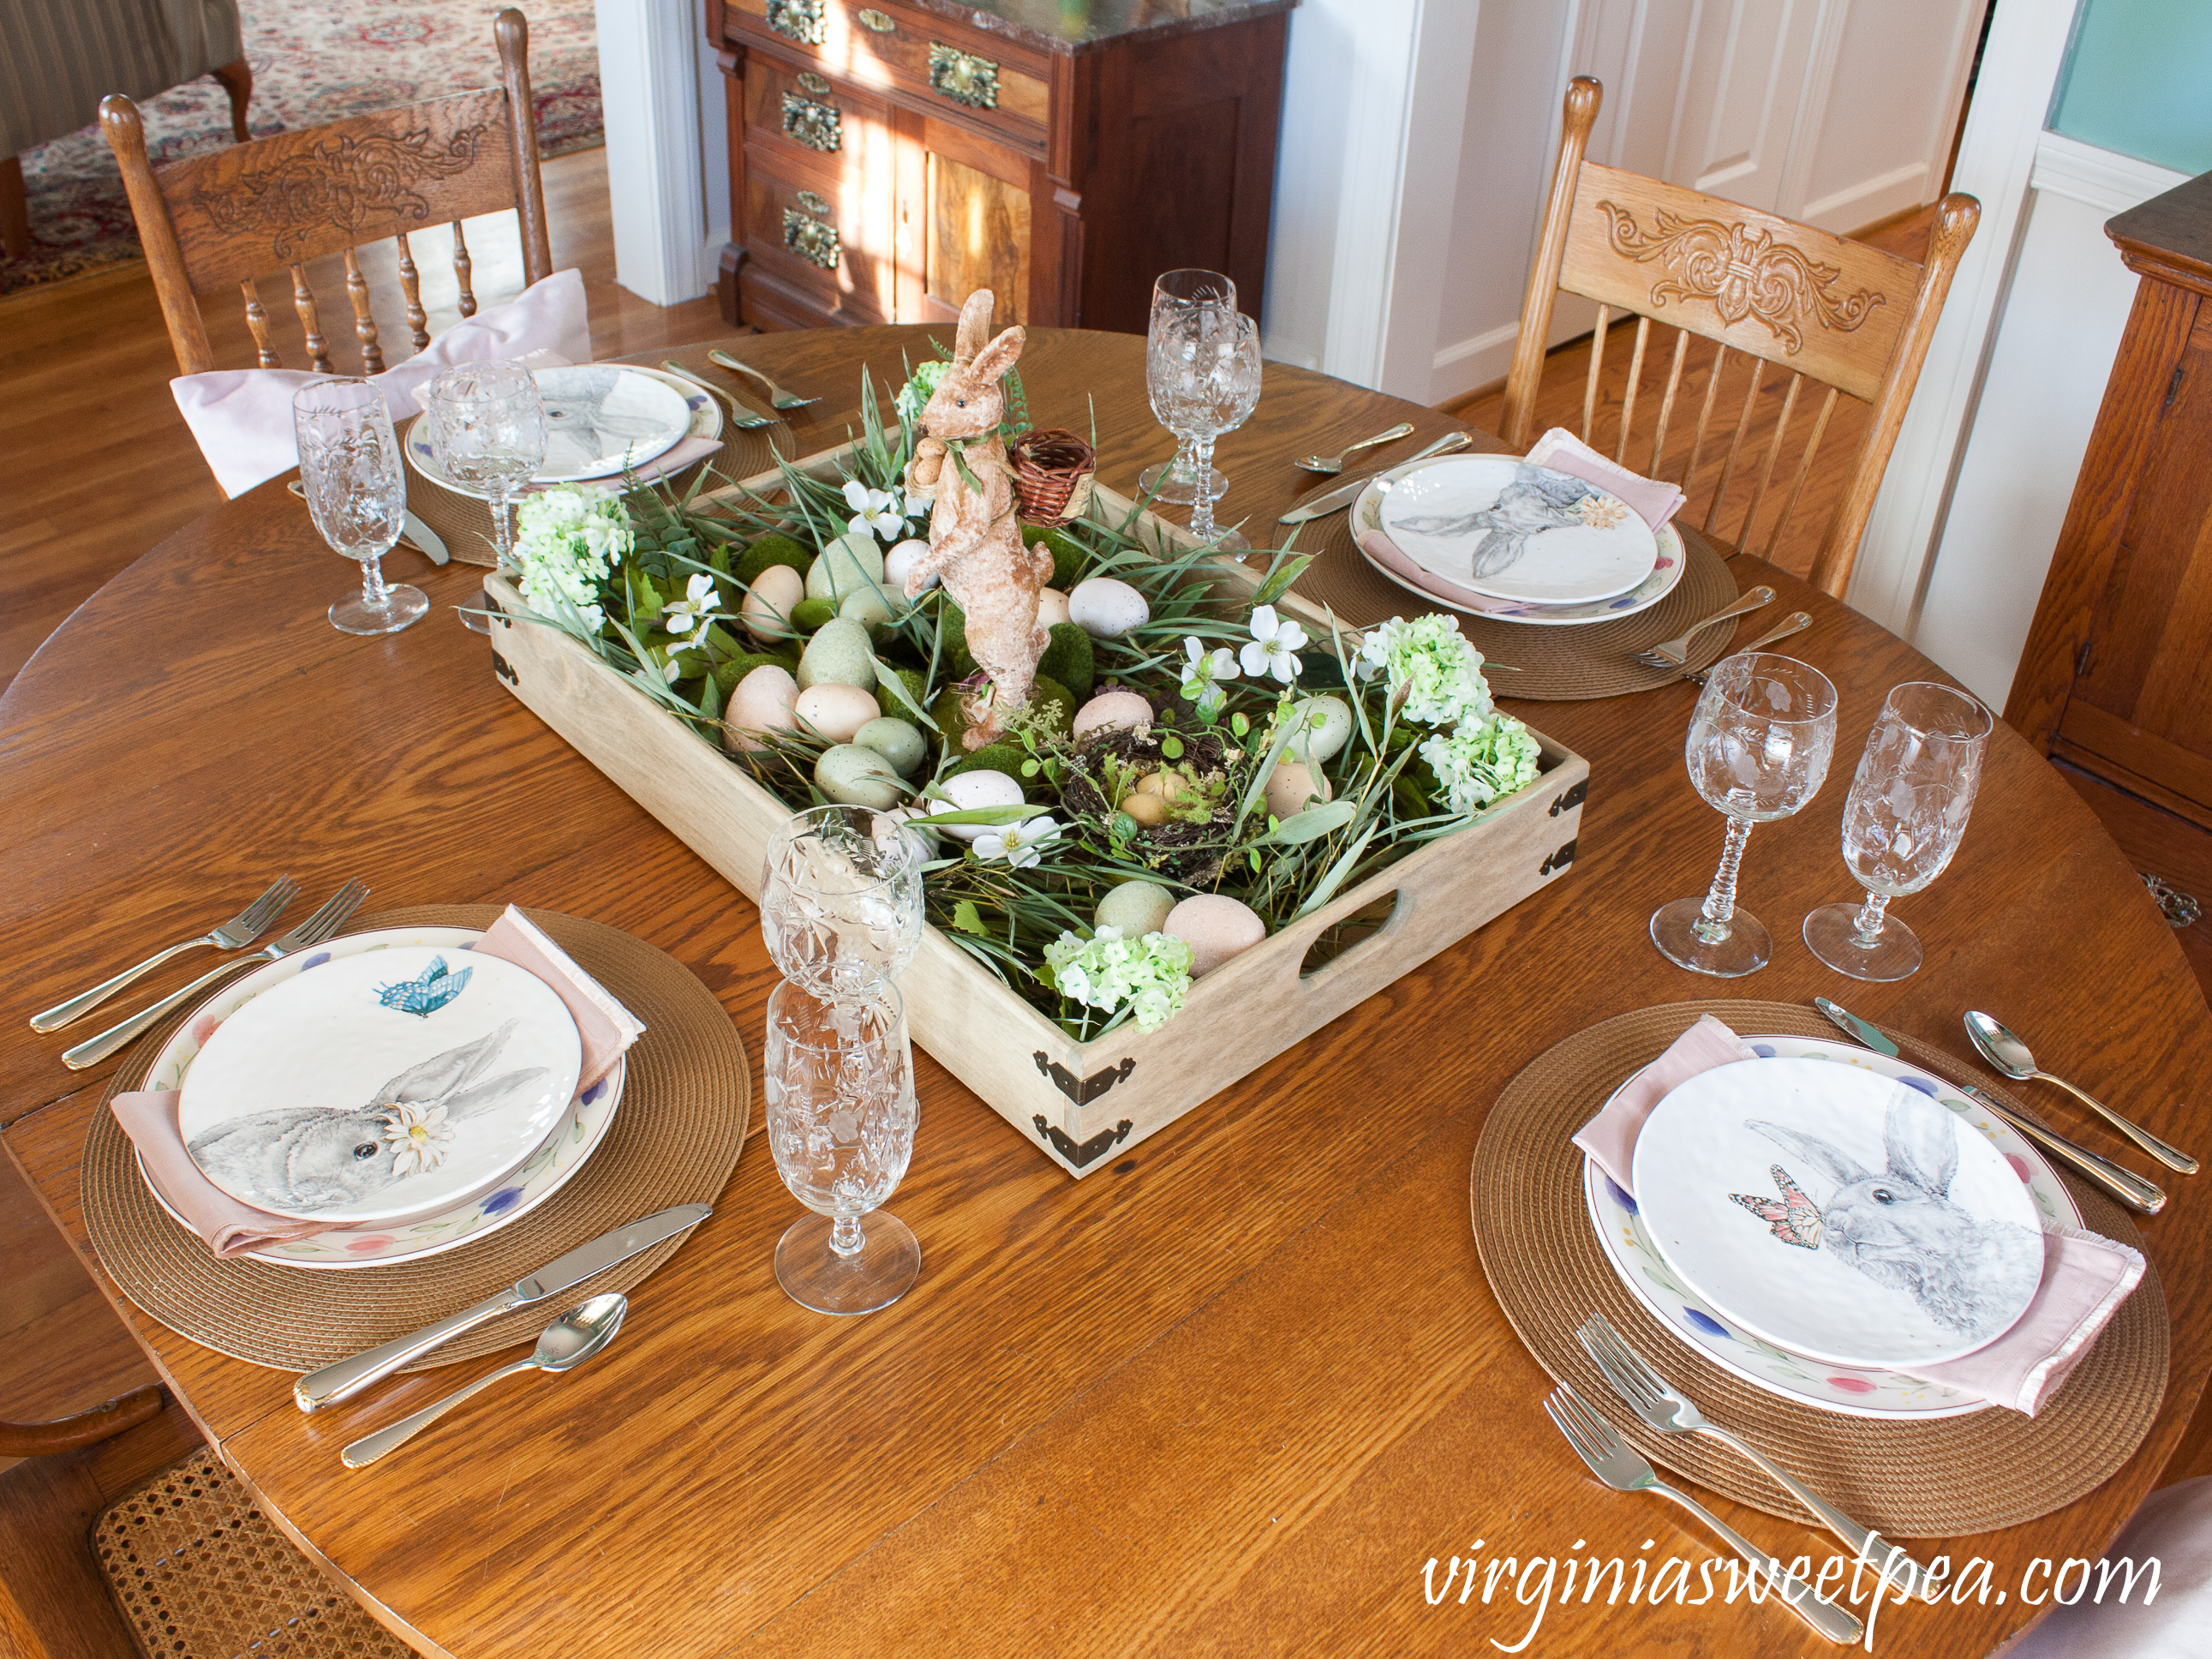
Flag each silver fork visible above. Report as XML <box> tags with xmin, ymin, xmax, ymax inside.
<box><xmin>63</xmin><ymin>880</ymin><xmax>372</xmax><ymax>1069</ymax></box>
<box><xmin>1578</xmin><ymin>1315</ymin><xmax>1931</xmax><ymax>1600</ymax></box>
<box><xmin>1630</xmin><ymin>586</ymin><xmax>1776</xmax><ymax>668</ymax></box>
<box><xmin>659</xmin><ymin>362</ymin><xmax>781</xmax><ymax>429</ymax></box>
<box><xmin>1684</xmin><ymin>613</ymin><xmax>1813</xmax><ymax>684</ymax></box>
<box><xmin>1296</xmin><ymin>422</ymin><xmax>1414</xmax><ymax>475</ymax></box>
<box><xmin>31</xmin><ymin>876</ymin><xmax>297</xmax><ymax>1033</ymax></box>
<box><xmin>707</xmin><ymin>349</ymin><xmax>817</xmax><ymax>410</ymax></box>
<box><xmin>1545</xmin><ymin>1381</ymin><xmax>1863</xmax><ymax>1645</ymax></box>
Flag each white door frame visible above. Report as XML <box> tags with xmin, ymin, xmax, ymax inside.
<box><xmin>595</xmin><ymin>0</ymin><xmax>714</xmax><ymax>306</ymax></box>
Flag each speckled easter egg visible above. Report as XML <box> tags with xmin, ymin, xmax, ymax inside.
<box><xmin>1071</xmin><ymin>689</ymin><xmax>1152</xmax><ymax>738</ymax></box>
<box><xmin>739</xmin><ymin>564</ymin><xmax>804</xmax><ymax>644</ymax></box>
<box><xmin>796</xmin><ymin>618</ymin><xmax>878</xmax><ymax>690</ymax></box>
<box><xmin>1097</xmin><ymin>880</ymin><xmax>1176</xmax><ymax>937</ymax></box>
<box><xmin>1288</xmin><ymin>695</ymin><xmax>1354</xmax><ymax>764</ymax></box>
<box><xmin>806</xmin><ymin>532</ymin><xmax>887</xmax><ymax>602</ymax></box>
<box><xmin>1035</xmin><ymin>587</ymin><xmax>1071</xmax><ymax>627</ymax></box>
<box><xmin>814</xmin><ymin>744</ymin><xmax>904</xmax><ymax>810</ymax></box>
<box><xmin>721</xmin><ymin>664</ymin><xmax>799</xmax><ymax>754</ymax></box>
<box><xmin>839</xmin><ymin>585</ymin><xmax>894</xmax><ymax>632</ymax></box>
<box><xmin>930</xmin><ymin>769</ymin><xmax>1027</xmax><ymax>842</ymax></box>
<box><xmin>1164</xmin><ymin>894</ymin><xmax>1266</xmax><ymax>977</ymax></box>
<box><xmin>1067</xmin><ymin>576</ymin><xmax>1149</xmax><ymax>638</ymax></box>
<box><xmin>793</xmin><ymin>682</ymin><xmax>879</xmax><ymax>744</ymax></box>
<box><xmin>1264</xmin><ymin>760</ymin><xmax>1332</xmax><ymax>822</ymax></box>
<box><xmin>854</xmin><ymin>716</ymin><xmax>927</xmax><ymax>777</ymax></box>
<box><xmin>884</xmin><ymin>538</ymin><xmax>936</xmax><ymax>594</ymax></box>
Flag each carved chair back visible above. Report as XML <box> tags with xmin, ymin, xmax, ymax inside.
<box><xmin>99</xmin><ymin>8</ymin><xmax>552</xmax><ymax>380</ymax></box>
<box><xmin>1500</xmin><ymin>77</ymin><xmax>1979</xmax><ymax>597</ymax></box>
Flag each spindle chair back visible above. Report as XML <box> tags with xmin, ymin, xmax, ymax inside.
<box><xmin>99</xmin><ymin>8</ymin><xmax>551</xmax><ymax>380</ymax></box>
<box><xmin>1500</xmin><ymin>76</ymin><xmax>1979</xmax><ymax>596</ymax></box>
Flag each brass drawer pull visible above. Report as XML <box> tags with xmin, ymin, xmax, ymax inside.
<box><xmin>857</xmin><ymin>8</ymin><xmax>894</xmax><ymax>32</ymax></box>
<box><xmin>780</xmin><ymin>90</ymin><xmax>842</xmax><ymax>153</ymax></box>
<box><xmin>797</xmin><ymin>70</ymin><xmax>831</xmax><ymax>95</ymax></box>
<box><xmin>796</xmin><ymin>189</ymin><xmax>830</xmax><ymax>215</ymax></box>
<box><xmin>782</xmin><ymin>207</ymin><xmax>841</xmax><ymax>271</ymax></box>
<box><xmin>928</xmin><ymin>42</ymin><xmax>999</xmax><ymax>110</ymax></box>
<box><xmin>766</xmin><ymin>0</ymin><xmax>826</xmax><ymax>46</ymax></box>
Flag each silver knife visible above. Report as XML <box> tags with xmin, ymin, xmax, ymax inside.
<box><xmin>1279</xmin><ymin>431</ymin><xmax>1475</xmax><ymax>523</ymax></box>
<box><xmin>292</xmin><ymin>1202</ymin><xmax>712</xmax><ymax>1411</ymax></box>
<box><xmin>1814</xmin><ymin>998</ymin><xmax>2165</xmax><ymax>1215</ymax></box>
<box><xmin>404</xmin><ymin>509</ymin><xmax>450</xmax><ymax>566</ymax></box>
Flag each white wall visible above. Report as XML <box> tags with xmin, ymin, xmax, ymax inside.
<box><xmin>596</xmin><ymin>0</ymin><xmax>714</xmax><ymax>304</ymax></box>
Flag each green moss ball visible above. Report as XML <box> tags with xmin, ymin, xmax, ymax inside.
<box><xmin>1023</xmin><ymin>524</ymin><xmax>1089</xmax><ymax>590</ymax></box>
<box><xmin>734</xmin><ymin>534</ymin><xmax>811</xmax><ymax>586</ymax></box>
<box><xmin>1026</xmin><ymin>674</ymin><xmax>1075</xmax><ymax>734</ymax></box>
<box><xmin>788</xmin><ymin>597</ymin><xmax>839</xmax><ymax>634</ymax></box>
<box><xmin>876</xmin><ymin>667</ymin><xmax>928</xmax><ymax>722</ymax></box>
<box><xmin>1037</xmin><ymin>622</ymin><xmax>1095</xmax><ymax>703</ymax></box>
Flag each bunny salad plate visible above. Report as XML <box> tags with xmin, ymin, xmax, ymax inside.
<box><xmin>178</xmin><ymin>944</ymin><xmax>582</xmax><ymax>1225</ymax></box>
<box><xmin>1375</xmin><ymin>455</ymin><xmax>1659</xmax><ymax>606</ymax></box>
<box><xmin>1632</xmin><ymin>1058</ymin><xmax>2045</xmax><ymax>1369</ymax></box>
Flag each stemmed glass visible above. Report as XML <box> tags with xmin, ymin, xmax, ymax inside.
<box><xmin>761</xmin><ymin>805</ymin><xmax>927</xmax><ymax>994</ymax></box>
<box><xmin>1650</xmin><ymin>653</ymin><xmax>1838</xmax><ymax>977</ymax></box>
<box><xmin>764</xmin><ymin>972</ymin><xmax>921</xmax><ymax>1315</ymax></box>
<box><xmin>424</xmin><ymin>362</ymin><xmax>546</xmax><ymax>566</ymax></box>
<box><xmin>1802</xmin><ymin>681</ymin><xmax>1991</xmax><ymax>981</ymax></box>
<box><xmin>1145</xmin><ymin>306</ymin><xmax>1264</xmax><ymax>549</ymax></box>
<box><xmin>1138</xmin><ymin>269</ymin><xmax>1237</xmax><ymax>508</ymax></box>
<box><xmin>292</xmin><ymin>380</ymin><xmax>427</xmax><ymax>636</ymax></box>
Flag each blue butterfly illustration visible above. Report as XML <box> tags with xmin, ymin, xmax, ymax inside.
<box><xmin>1729</xmin><ymin>1164</ymin><xmax>1825</xmax><ymax>1250</ymax></box>
<box><xmin>374</xmin><ymin>955</ymin><xmax>472</xmax><ymax>1018</ymax></box>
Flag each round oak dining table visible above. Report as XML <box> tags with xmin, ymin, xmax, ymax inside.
<box><xmin>3</xmin><ymin>325</ymin><xmax>2208</xmax><ymax>1659</ymax></box>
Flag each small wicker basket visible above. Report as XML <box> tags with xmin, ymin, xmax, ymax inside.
<box><xmin>1010</xmin><ymin>428</ymin><xmax>1097</xmax><ymax>527</ymax></box>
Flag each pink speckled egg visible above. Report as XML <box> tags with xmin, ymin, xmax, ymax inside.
<box><xmin>793</xmin><ymin>682</ymin><xmax>880</xmax><ymax>744</ymax></box>
<box><xmin>1036</xmin><ymin>587</ymin><xmax>1071</xmax><ymax>627</ymax></box>
<box><xmin>1163</xmin><ymin>894</ymin><xmax>1265</xmax><ymax>977</ymax></box>
<box><xmin>721</xmin><ymin>665</ymin><xmax>799</xmax><ymax>754</ymax></box>
<box><xmin>739</xmin><ymin>563</ymin><xmax>804</xmax><ymax>644</ymax></box>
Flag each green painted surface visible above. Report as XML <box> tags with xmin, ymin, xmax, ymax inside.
<box><xmin>2050</xmin><ymin>0</ymin><xmax>2212</xmax><ymax>174</ymax></box>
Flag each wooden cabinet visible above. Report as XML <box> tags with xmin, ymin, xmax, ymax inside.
<box><xmin>2010</xmin><ymin>171</ymin><xmax>2212</xmax><ymax>844</ymax></box>
<box><xmin>705</xmin><ymin>0</ymin><xmax>1292</xmax><ymax>335</ymax></box>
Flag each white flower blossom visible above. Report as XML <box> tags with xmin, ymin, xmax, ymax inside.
<box><xmin>975</xmin><ymin>815</ymin><xmax>1061</xmax><ymax>869</ymax></box>
<box><xmin>511</xmin><ymin>483</ymin><xmax>632</xmax><ymax>634</ymax></box>
<box><xmin>843</xmin><ymin>479</ymin><xmax>906</xmax><ymax>541</ymax></box>
<box><xmin>1178</xmin><ymin>636</ymin><xmax>1240</xmax><ymax>715</ymax></box>
<box><xmin>380</xmin><ymin>1101</ymin><xmax>453</xmax><ymax>1177</ymax></box>
<box><xmin>1239</xmin><ymin>605</ymin><xmax>1309</xmax><ymax>684</ymax></box>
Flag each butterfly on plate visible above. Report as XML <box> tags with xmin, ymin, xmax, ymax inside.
<box><xmin>1729</xmin><ymin>1163</ymin><xmax>1825</xmax><ymax>1250</ymax></box>
<box><xmin>374</xmin><ymin>955</ymin><xmax>472</xmax><ymax>1018</ymax></box>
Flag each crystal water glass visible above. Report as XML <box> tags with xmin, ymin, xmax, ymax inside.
<box><xmin>424</xmin><ymin>361</ymin><xmax>546</xmax><ymax>565</ymax></box>
<box><xmin>1650</xmin><ymin>652</ymin><xmax>1838</xmax><ymax>977</ymax></box>
<box><xmin>1137</xmin><ymin>268</ymin><xmax>1237</xmax><ymax>507</ymax></box>
<box><xmin>1145</xmin><ymin>306</ymin><xmax>1264</xmax><ymax>549</ymax></box>
<box><xmin>292</xmin><ymin>380</ymin><xmax>427</xmax><ymax>636</ymax></box>
<box><xmin>1802</xmin><ymin>681</ymin><xmax>1991</xmax><ymax>981</ymax></box>
<box><xmin>761</xmin><ymin>806</ymin><xmax>926</xmax><ymax>994</ymax></box>
<box><xmin>765</xmin><ymin>973</ymin><xmax>920</xmax><ymax>1315</ymax></box>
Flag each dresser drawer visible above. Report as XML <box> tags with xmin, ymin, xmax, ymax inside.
<box><xmin>742</xmin><ymin>53</ymin><xmax>892</xmax><ymax>171</ymax></box>
<box><xmin>741</xmin><ymin>150</ymin><xmax>893</xmax><ymax>323</ymax></box>
<box><xmin>724</xmin><ymin>0</ymin><xmax>1049</xmax><ymax>147</ymax></box>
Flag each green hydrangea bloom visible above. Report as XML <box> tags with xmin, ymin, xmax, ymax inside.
<box><xmin>1042</xmin><ymin>926</ymin><xmax>1194</xmax><ymax>1033</ymax></box>
<box><xmin>895</xmin><ymin>360</ymin><xmax>951</xmax><ymax>425</ymax></box>
<box><xmin>1420</xmin><ymin>714</ymin><xmax>1541</xmax><ymax>816</ymax></box>
<box><xmin>511</xmin><ymin>484</ymin><xmax>633</xmax><ymax>632</ymax></box>
<box><xmin>1362</xmin><ymin>614</ymin><xmax>1495</xmax><ymax>728</ymax></box>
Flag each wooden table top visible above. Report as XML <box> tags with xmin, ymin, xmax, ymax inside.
<box><xmin>3</xmin><ymin>325</ymin><xmax>2208</xmax><ymax>1657</ymax></box>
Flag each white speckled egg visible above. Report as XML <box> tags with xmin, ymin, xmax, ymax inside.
<box><xmin>815</xmin><ymin>744</ymin><xmax>904</xmax><ymax>810</ymax></box>
<box><xmin>1035</xmin><ymin>587</ymin><xmax>1071</xmax><ymax>628</ymax></box>
<box><xmin>854</xmin><ymin>716</ymin><xmax>927</xmax><ymax>776</ymax></box>
<box><xmin>1164</xmin><ymin>895</ymin><xmax>1266</xmax><ymax>977</ymax></box>
<box><xmin>739</xmin><ymin>564</ymin><xmax>804</xmax><ymax>644</ymax></box>
<box><xmin>1067</xmin><ymin>576</ymin><xmax>1149</xmax><ymax>638</ymax></box>
<box><xmin>1264</xmin><ymin>760</ymin><xmax>1332</xmax><ymax>822</ymax></box>
<box><xmin>884</xmin><ymin>538</ymin><xmax>936</xmax><ymax>595</ymax></box>
<box><xmin>1071</xmin><ymin>689</ymin><xmax>1152</xmax><ymax>739</ymax></box>
<box><xmin>1288</xmin><ymin>695</ymin><xmax>1353</xmax><ymax>764</ymax></box>
<box><xmin>721</xmin><ymin>664</ymin><xmax>799</xmax><ymax>754</ymax></box>
<box><xmin>1097</xmin><ymin>879</ymin><xmax>1176</xmax><ymax>937</ymax></box>
<box><xmin>796</xmin><ymin>618</ymin><xmax>878</xmax><ymax>690</ymax></box>
<box><xmin>806</xmin><ymin>532</ymin><xmax>887</xmax><ymax>602</ymax></box>
<box><xmin>793</xmin><ymin>682</ymin><xmax>879</xmax><ymax>744</ymax></box>
<box><xmin>930</xmin><ymin>769</ymin><xmax>1029</xmax><ymax>841</ymax></box>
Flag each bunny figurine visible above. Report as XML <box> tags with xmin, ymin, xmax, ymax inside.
<box><xmin>902</xmin><ymin>289</ymin><xmax>1055</xmax><ymax>748</ymax></box>
<box><xmin>1735</xmin><ymin>1088</ymin><xmax>2043</xmax><ymax>1342</ymax></box>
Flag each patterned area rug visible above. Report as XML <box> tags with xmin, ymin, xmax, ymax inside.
<box><xmin>2</xmin><ymin>1</ymin><xmax>601</xmax><ymax>296</ymax></box>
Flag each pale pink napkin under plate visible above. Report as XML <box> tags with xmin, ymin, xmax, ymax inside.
<box><xmin>1526</xmin><ymin>426</ymin><xmax>1688</xmax><ymax>532</ymax></box>
<box><xmin>112</xmin><ymin>905</ymin><xmax>643</xmax><ymax>1258</ymax></box>
<box><xmin>1571</xmin><ymin>1015</ymin><xmax>2146</xmax><ymax>1415</ymax></box>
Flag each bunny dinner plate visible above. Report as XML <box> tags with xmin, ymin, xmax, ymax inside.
<box><xmin>178</xmin><ymin>945</ymin><xmax>582</xmax><ymax>1225</ymax></box>
<box><xmin>1632</xmin><ymin>1058</ymin><xmax>2044</xmax><ymax>1369</ymax></box>
<box><xmin>1375</xmin><ymin>455</ymin><xmax>1659</xmax><ymax>606</ymax></box>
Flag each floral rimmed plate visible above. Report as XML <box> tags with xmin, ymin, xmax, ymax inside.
<box><xmin>1583</xmin><ymin>1034</ymin><xmax>2080</xmax><ymax>1420</ymax></box>
<box><xmin>404</xmin><ymin>364</ymin><xmax>720</xmax><ymax>501</ymax></box>
<box><xmin>138</xmin><ymin>927</ymin><xmax>625</xmax><ymax>1269</ymax></box>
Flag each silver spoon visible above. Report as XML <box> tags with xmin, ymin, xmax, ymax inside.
<box><xmin>1296</xmin><ymin>422</ymin><xmax>1415</xmax><ymax>475</ymax></box>
<box><xmin>1964</xmin><ymin>1012</ymin><xmax>2197</xmax><ymax>1174</ymax></box>
<box><xmin>341</xmin><ymin>1293</ymin><xmax>629</xmax><ymax>1470</ymax></box>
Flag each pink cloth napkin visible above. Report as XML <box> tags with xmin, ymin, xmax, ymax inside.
<box><xmin>111</xmin><ymin>905</ymin><xmax>643</xmax><ymax>1258</ymax></box>
<box><xmin>1571</xmin><ymin>1015</ymin><xmax>2147</xmax><ymax>1416</ymax></box>
<box><xmin>1526</xmin><ymin>426</ymin><xmax>1688</xmax><ymax>531</ymax></box>
<box><xmin>170</xmin><ymin>268</ymin><xmax>591</xmax><ymax>498</ymax></box>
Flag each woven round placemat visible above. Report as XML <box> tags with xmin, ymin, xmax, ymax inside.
<box><xmin>1471</xmin><ymin>999</ymin><xmax>2169</xmax><ymax>1537</ymax></box>
<box><xmin>401</xmin><ymin>413</ymin><xmax>788</xmax><ymax>566</ymax></box>
<box><xmin>1280</xmin><ymin>507</ymin><xmax>1742</xmax><ymax>700</ymax></box>
<box><xmin>82</xmin><ymin>906</ymin><xmax>750</xmax><ymax>1373</ymax></box>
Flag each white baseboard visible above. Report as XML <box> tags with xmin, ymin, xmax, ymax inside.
<box><xmin>1426</xmin><ymin>320</ymin><xmax>1521</xmax><ymax>404</ymax></box>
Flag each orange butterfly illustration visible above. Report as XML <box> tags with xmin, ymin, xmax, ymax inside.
<box><xmin>1730</xmin><ymin>1164</ymin><xmax>1825</xmax><ymax>1250</ymax></box>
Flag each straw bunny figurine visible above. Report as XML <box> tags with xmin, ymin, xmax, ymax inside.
<box><xmin>903</xmin><ymin>289</ymin><xmax>1055</xmax><ymax>748</ymax></box>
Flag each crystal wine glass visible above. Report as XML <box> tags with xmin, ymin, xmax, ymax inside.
<box><xmin>1137</xmin><ymin>268</ymin><xmax>1237</xmax><ymax>506</ymax></box>
<box><xmin>1802</xmin><ymin>681</ymin><xmax>1991</xmax><ymax>981</ymax></box>
<box><xmin>765</xmin><ymin>973</ymin><xmax>920</xmax><ymax>1315</ymax></box>
<box><xmin>761</xmin><ymin>806</ymin><xmax>927</xmax><ymax>995</ymax></box>
<box><xmin>292</xmin><ymin>380</ymin><xmax>428</xmax><ymax>636</ymax></box>
<box><xmin>1145</xmin><ymin>307</ymin><xmax>1264</xmax><ymax>549</ymax></box>
<box><xmin>424</xmin><ymin>362</ymin><xmax>546</xmax><ymax>565</ymax></box>
<box><xmin>1650</xmin><ymin>652</ymin><xmax>1838</xmax><ymax>977</ymax></box>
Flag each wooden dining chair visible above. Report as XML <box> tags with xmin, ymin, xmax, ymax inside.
<box><xmin>98</xmin><ymin>7</ymin><xmax>553</xmax><ymax>379</ymax></box>
<box><xmin>1500</xmin><ymin>76</ymin><xmax>1980</xmax><ymax>598</ymax></box>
